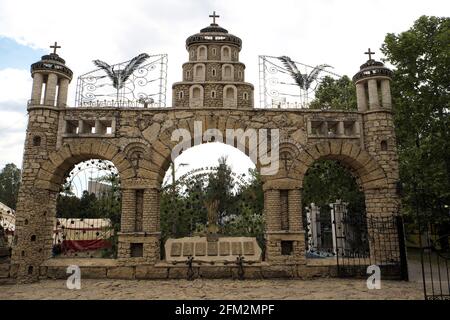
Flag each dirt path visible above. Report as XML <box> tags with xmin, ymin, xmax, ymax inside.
<box><xmin>0</xmin><ymin>277</ymin><xmax>423</xmax><ymax>300</ymax></box>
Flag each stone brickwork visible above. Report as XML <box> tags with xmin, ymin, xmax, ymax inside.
<box><xmin>173</xmin><ymin>22</ymin><xmax>254</xmax><ymax>109</ymax></box>
<box><xmin>10</xmin><ymin>19</ymin><xmax>403</xmax><ymax>282</ymax></box>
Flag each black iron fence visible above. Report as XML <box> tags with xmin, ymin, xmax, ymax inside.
<box><xmin>417</xmin><ymin>223</ymin><xmax>450</xmax><ymax>300</ymax></box>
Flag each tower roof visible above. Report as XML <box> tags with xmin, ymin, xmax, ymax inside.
<box><xmin>352</xmin><ymin>49</ymin><xmax>393</xmax><ymax>83</ymax></box>
<box><xmin>31</xmin><ymin>44</ymin><xmax>73</xmax><ymax>80</ymax></box>
<box><xmin>185</xmin><ymin>13</ymin><xmax>242</xmax><ymax>49</ymax></box>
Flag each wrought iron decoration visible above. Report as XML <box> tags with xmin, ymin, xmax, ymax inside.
<box><xmin>278</xmin><ymin>56</ymin><xmax>331</xmax><ymax>92</ymax></box>
<box><xmin>93</xmin><ymin>53</ymin><xmax>150</xmax><ymax>101</ymax></box>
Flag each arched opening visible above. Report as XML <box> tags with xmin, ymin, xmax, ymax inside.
<box><xmin>53</xmin><ymin>159</ymin><xmax>121</xmax><ymax>259</ymax></box>
<box><xmin>197</xmin><ymin>46</ymin><xmax>207</xmax><ymax>60</ymax></box>
<box><xmin>189</xmin><ymin>85</ymin><xmax>204</xmax><ymax>107</ymax></box>
<box><xmin>302</xmin><ymin>159</ymin><xmax>368</xmax><ymax>260</ymax></box>
<box><xmin>159</xmin><ymin>142</ymin><xmax>265</xmax><ymax>261</ymax></box>
<box><xmin>381</xmin><ymin>140</ymin><xmax>388</xmax><ymax>151</ymax></box>
<box><xmin>223</xmin><ymin>85</ymin><xmax>237</xmax><ymax>108</ymax></box>
<box><xmin>32</xmin><ymin>136</ymin><xmax>41</xmax><ymax>147</ymax></box>
<box><xmin>193</xmin><ymin>64</ymin><xmax>205</xmax><ymax>81</ymax></box>
<box><xmin>221</xmin><ymin>46</ymin><xmax>231</xmax><ymax>61</ymax></box>
<box><xmin>222</xmin><ymin>64</ymin><xmax>234</xmax><ymax>81</ymax></box>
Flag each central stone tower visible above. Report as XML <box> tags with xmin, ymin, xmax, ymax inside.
<box><xmin>172</xmin><ymin>13</ymin><xmax>254</xmax><ymax>109</ymax></box>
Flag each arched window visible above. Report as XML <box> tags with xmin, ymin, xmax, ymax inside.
<box><xmin>178</xmin><ymin>91</ymin><xmax>184</xmax><ymax>99</ymax></box>
<box><xmin>189</xmin><ymin>85</ymin><xmax>204</xmax><ymax>107</ymax></box>
<box><xmin>243</xmin><ymin>92</ymin><xmax>249</xmax><ymax>100</ymax></box>
<box><xmin>381</xmin><ymin>140</ymin><xmax>388</xmax><ymax>151</ymax></box>
<box><xmin>193</xmin><ymin>64</ymin><xmax>205</xmax><ymax>81</ymax></box>
<box><xmin>186</xmin><ymin>70</ymin><xmax>191</xmax><ymax>79</ymax></box>
<box><xmin>212</xmin><ymin>68</ymin><xmax>217</xmax><ymax>77</ymax></box>
<box><xmin>223</xmin><ymin>85</ymin><xmax>237</xmax><ymax>108</ymax></box>
<box><xmin>221</xmin><ymin>46</ymin><xmax>231</xmax><ymax>61</ymax></box>
<box><xmin>222</xmin><ymin>64</ymin><xmax>234</xmax><ymax>81</ymax></box>
<box><xmin>197</xmin><ymin>45</ymin><xmax>207</xmax><ymax>60</ymax></box>
<box><xmin>238</xmin><ymin>70</ymin><xmax>243</xmax><ymax>79</ymax></box>
<box><xmin>211</xmin><ymin>90</ymin><xmax>216</xmax><ymax>99</ymax></box>
<box><xmin>32</xmin><ymin>135</ymin><xmax>41</xmax><ymax>147</ymax></box>
<box><xmin>212</xmin><ymin>48</ymin><xmax>217</xmax><ymax>56</ymax></box>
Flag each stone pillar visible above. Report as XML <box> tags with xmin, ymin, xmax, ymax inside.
<box><xmin>264</xmin><ymin>189</ymin><xmax>281</xmax><ymax>231</ymax></box>
<box><xmin>30</xmin><ymin>73</ymin><xmax>43</xmax><ymax>104</ymax></box>
<box><xmin>337</xmin><ymin>121</ymin><xmax>345</xmax><ymax>136</ymax></box>
<box><xmin>381</xmin><ymin>79</ymin><xmax>392</xmax><ymax>109</ymax></box>
<box><xmin>355</xmin><ymin>83</ymin><xmax>367</xmax><ymax>111</ymax></box>
<box><xmin>95</xmin><ymin>120</ymin><xmax>106</xmax><ymax>135</ymax></box>
<box><xmin>367</xmin><ymin>79</ymin><xmax>379</xmax><ymax>110</ymax></box>
<box><xmin>143</xmin><ymin>188</ymin><xmax>160</xmax><ymax>233</ymax></box>
<box><xmin>57</xmin><ymin>78</ymin><xmax>70</xmax><ymax>107</ymax></box>
<box><xmin>44</xmin><ymin>73</ymin><xmax>58</xmax><ymax>106</ymax></box>
<box><xmin>288</xmin><ymin>189</ymin><xmax>302</xmax><ymax>232</ymax></box>
<box><xmin>120</xmin><ymin>189</ymin><xmax>136</xmax><ymax>233</ymax></box>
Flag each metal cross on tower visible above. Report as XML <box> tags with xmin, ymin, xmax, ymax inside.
<box><xmin>209</xmin><ymin>11</ymin><xmax>220</xmax><ymax>25</ymax></box>
<box><xmin>50</xmin><ymin>41</ymin><xmax>61</xmax><ymax>54</ymax></box>
<box><xmin>364</xmin><ymin>48</ymin><xmax>375</xmax><ymax>60</ymax></box>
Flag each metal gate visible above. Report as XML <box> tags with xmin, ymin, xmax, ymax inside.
<box><xmin>418</xmin><ymin>223</ymin><xmax>450</xmax><ymax>300</ymax></box>
<box><xmin>332</xmin><ymin>208</ymin><xmax>408</xmax><ymax>280</ymax></box>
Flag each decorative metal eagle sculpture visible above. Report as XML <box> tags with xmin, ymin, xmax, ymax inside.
<box><xmin>93</xmin><ymin>53</ymin><xmax>150</xmax><ymax>100</ymax></box>
<box><xmin>278</xmin><ymin>56</ymin><xmax>331</xmax><ymax>91</ymax></box>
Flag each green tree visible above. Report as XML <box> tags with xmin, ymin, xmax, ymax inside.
<box><xmin>381</xmin><ymin>15</ymin><xmax>450</xmax><ymax>230</ymax></box>
<box><xmin>302</xmin><ymin>160</ymin><xmax>366</xmax><ymax>216</ymax></box>
<box><xmin>0</xmin><ymin>163</ymin><xmax>21</xmax><ymax>210</ymax></box>
<box><xmin>309</xmin><ymin>75</ymin><xmax>357</xmax><ymax>110</ymax></box>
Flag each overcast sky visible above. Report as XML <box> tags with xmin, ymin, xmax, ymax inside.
<box><xmin>0</xmin><ymin>0</ymin><xmax>448</xmax><ymax>180</ymax></box>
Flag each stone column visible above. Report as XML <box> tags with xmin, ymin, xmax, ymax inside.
<box><xmin>143</xmin><ymin>188</ymin><xmax>160</xmax><ymax>233</ymax></box>
<box><xmin>142</xmin><ymin>188</ymin><xmax>160</xmax><ymax>263</ymax></box>
<box><xmin>264</xmin><ymin>189</ymin><xmax>281</xmax><ymax>231</ymax></box>
<box><xmin>30</xmin><ymin>73</ymin><xmax>43</xmax><ymax>104</ymax></box>
<box><xmin>337</xmin><ymin>121</ymin><xmax>345</xmax><ymax>136</ymax></box>
<box><xmin>120</xmin><ymin>189</ymin><xmax>136</xmax><ymax>233</ymax></box>
<box><xmin>367</xmin><ymin>79</ymin><xmax>379</xmax><ymax>110</ymax></box>
<box><xmin>288</xmin><ymin>189</ymin><xmax>302</xmax><ymax>232</ymax></box>
<box><xmin>44</xmin><ymin>73</ymin><xmax>58</xmax><ymax>106</ymax></box>
<box><xmin>57</xmin><ymin>78</ymin><xmax>70</xmax><ymax>107</ymax></box>
<box><xmin>355</xmin><ymin>83</ymin><xmax>367</xmax><ymax>111</ymax></box>
<box><xmin>381</xmin><ymin>79</ymin><xmax>392</xmax><ymax>109</ymax></box>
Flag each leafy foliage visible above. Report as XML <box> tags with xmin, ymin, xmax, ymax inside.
<box><xmin>160</xmin><ymin>158</ymin><xmax>264</xmax><ymax>249</ymax></box>
<box><xmin>309</xmin><ymin>75</ymin><xmax>357</xmax><ymax>110</ymax></box>
<box><xmin>0</xmin><ymin>163</ymin><xmax>21</xmax><ymax>210</ymax></box>
<box><xmin>302</xmin><ymin>160</ymin><xmax>366</xmax><ymax>217</ymax></box>
<box><xmin>381</xmin><ymin>16</ymin><xmax>450</xmax><ymax>228</ymax></box>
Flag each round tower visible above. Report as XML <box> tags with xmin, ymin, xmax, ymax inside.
<box><xmin>353</xmin><ymin>49</ymin><xmax>400</xmax><ymax>218</ymax></box>
<box><xmin>173</xmin><ymin>12</ymin><xmax>254</xmax><ymax>109</ymax></box>
<box><xmin>29</xmin><ymin>44</ymin><xmax>73</xmax><ymax>108</ymax></box>
<box><xmin>11</xmin><ymin>43</ymin><xmax>73</xmax><ymax>282</ymax></box>
<box><xmin>352</xmin><ymin>49</ymin><xmax>393</xmax><ymax>112</ymax></box>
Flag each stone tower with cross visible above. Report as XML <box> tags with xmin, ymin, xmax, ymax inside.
<box><xmin>172</xmin><ymin>14</ymin><xmax>254</xmax><ymax>108</ymax></box>
<box><xmin>11</xmin><ymin>43</ymin><xmax>73</xmax><ymax>281</ymax></box>
<box><xmin>352</xmin><ymin>49</ymin><xmax>400</xmax><ymax>228</ymax></box>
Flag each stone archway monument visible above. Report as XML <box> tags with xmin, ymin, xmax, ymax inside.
<box><xmin>11</xmin><ymin>14</ymin><xmax>403</xmax><ymax>282</ymax></box>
